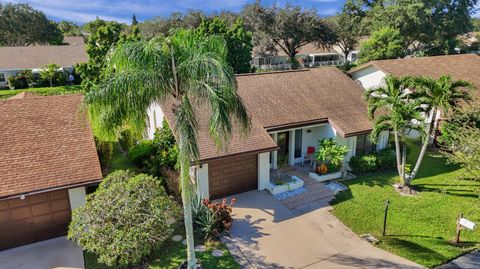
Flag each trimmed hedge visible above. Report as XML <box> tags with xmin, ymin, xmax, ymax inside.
<box><xmin>349</xmin><ymin>149</ymin><xmax>396</xmax><ymax>175</ymax></box>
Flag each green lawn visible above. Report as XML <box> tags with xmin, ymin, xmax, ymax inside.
<box><xmin>110</xmin><ymin>143</ymin><xmax>136</xmax><ymax>171</ymax></box>
<box><xmin>332</xmin><ymin>144</ymin><xmax>480</xmax><ymax>268</ymax></box>
<box><xmin>0</xmin><ymin>85</ymin><xmax>82</xmax><ymax>99</ymax></box>
<box><xmin>85</xmin><ymin>227</ymin><xmax>240</xmax><ymax>269</ymax></box>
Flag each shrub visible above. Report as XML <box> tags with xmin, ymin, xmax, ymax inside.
<box><xmin>68</xmin><ymin>171</ymin><xmax>180</xmax><ymax>268</ymax></box>
<box><xmin>315</xmin><ymin>138</ymin><xmax>349</xmax><ymax>173</ymax></box>
<box><xmin>119</xmin><ymin>128</ymin><xmax>136</xmax><ymax>151</ymax></box>
<box><xmin>192</xmin><ymin>196</ymin><xmax>236</xmax><ymax>239</ymax></box>
<box><xmin>376</xmin><ymin>149</ymin><xmax>396</xmax><ymax>170</ymax></box>
<box><xmin>128</xmin><ymin>140</ymin><xmax>156</xmax><ymax>167</ymax></box>
<box><xmin>7</xmin><ymin>70</ymin><xmax>33</xmax><ymax>89</ymax></box>
<box><xmin>94</xmin><ymin>138</ymin><xmax>113</xmax><ymax>170</ymax></box>
<box><xmin>349</xmin><ymin>154</ymin><xmax>377</xmax><ymax>174</ymax></box>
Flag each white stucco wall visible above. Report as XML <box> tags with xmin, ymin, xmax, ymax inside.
<box><xmin>68</xmin><ymin>186</ymin><xmax>86</xmax><ymax>210</ymax></box>
<box><xmin>258</xmin><ymin>152</ymin><xmax>270</xmax><ymax>191</ymax></box>
<box><xmin>196</xmin><ymin>164</ymin><xmax>209</xmax><ymax>198</ymax></box>
<box><xmin>145</xmin><ymin>102</ymin><xmax>165</xmax><ymax>139</ymax></box>
<box><xmin>351</xmin><ymin>65</ymin><xmax>386</xmax><ymax>90</ymax></box>
<box><xmin>301</xmin><ymin>124</ymin><xmax>335</xmax><ymax>157</ymax></box>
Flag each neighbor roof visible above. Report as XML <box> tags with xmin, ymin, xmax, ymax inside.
<box><xmin>0</xmin><ymin>37</ymin><xmax>88</xmax><ymax>70</ymax></box>
<box><xmin>0</xmin><ymin>94</ymin><xmax>102</xmax><ymax>199</ymax></box>
<box><xmin>162</xmin><ymin>67</ymin><xmax>372</xmax><ymax>162</ymax></box>
<box><xmin>7</xmin><ymin>91</ymin><xmax>39</xmax><ymax>100</ymax></box>
<box><xmin>350</xmin><ymin>54</ymin><xmax>480</xmax><ymax>90</ymax></box>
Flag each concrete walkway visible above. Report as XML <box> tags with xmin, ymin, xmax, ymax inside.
<box><xmin>225</xmin><ymin>190</ymin><xmax>424</xmax><ymax>269</ymax></box>
<box><xmin>437</xmin><ymin>251</ymin><xmax>480</xmax><ymax>269</ymax></box>
<box><xmin>0</xmin><ymin>237</ymin><xmax>84</xmax><ymax>269</ymax></box>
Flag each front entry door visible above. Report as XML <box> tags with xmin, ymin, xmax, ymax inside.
<box><xmin>277</xmin><ymin>132</ymin><xmax>289</xmax><ymax>167</ymax></box>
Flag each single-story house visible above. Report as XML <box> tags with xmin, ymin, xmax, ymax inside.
<box><xmin>0</xmin><ymin>93</ymin><xmax>102</xmax><ymax>250</ymax></box>
<box><xmin>146</xmin><ymin>68</ymin><xmax>389</xmax><ymax>199</ymax></box>
<box><xmin>0</xmin><ymin>36</ymin><xmax>88</xmax><ymax>88</ymax></box>
<box><xmin>349</xmin><ymin>54</ymin><xmax>480</xmax><ymax>139</ymax></box>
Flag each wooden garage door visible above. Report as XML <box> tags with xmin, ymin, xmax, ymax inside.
<box><xmin>208</xmin><ymin>154</ymin><xmax>258</xmax><ymax>199</ymax></box>
<box><xmin>0</xmin><ymin>189</ymin><xmax>71</xmax><ymax>250</ymax></box>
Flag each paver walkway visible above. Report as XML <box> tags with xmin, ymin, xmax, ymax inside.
<box><xmin>224</xmin><ymin>190</ymin><xmax>424</xmax><ymax>269</ymax></box>
<box><xmin>437</xmin><ymin>250</ymin><xmax>480</xmax><ymax>269</ymax></box>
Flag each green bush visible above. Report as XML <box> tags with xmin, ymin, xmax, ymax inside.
<box><xmin>192</xmin><ymin>195</ymin><xmax>236</xmax><ymax>239</ymax></box>
<box><xmin>68</xmin><ymin>170</ymin><xmax>180</xmax><ymax>267</ymax></box>
<box><xmin>349</xmin><ymin>154</ymin><xmax>377</xmax><ymax>174</ymax></box>
<box><xmin>95</xmin><ymin>138</ymin><xmax>113</xmax><ymax>170</ymax></box>
<box><xmin>349</xmin><ymin>149</ymin><xmax>397</xmax><ymax>175</ymax></box>
<box><xmin>128</xmin><ymin>140</ymin><xmax>156</xmax><ymax>167</ymax></box>
<box><xmin>376</xmin><ymin>149</ymin><xmax>396</xmax><ymax>170</ymax></box>
<box><xmin>119</xmin><ymin>129</ymin><xmax>136</xmax><ymax>151</ymax></box>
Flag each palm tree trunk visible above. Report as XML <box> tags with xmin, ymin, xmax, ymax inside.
<box><xmin>180</xmin><ymin>160</ymin><xmax>196</xmax><ymax>269</ymax></box>
<box><xmin>410</xmin><ymin>108</ymin><xmax>437</xmax><ymax>181</ymax></box>
<box><xmin>394</xmin><ymin>131</ymin><xmax>402</xmax><ymax>177</ymax></box>
<box><xmin>401</xmin><ymin>135</ymin><xmax>408</xmax><ymax>185</ymax></box>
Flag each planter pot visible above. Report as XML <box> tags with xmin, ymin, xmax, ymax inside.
<box><xmin>309</xmin><ymin>171</ymin><xmax>342</xmax><ymax>182</ymax></box>
<box><xmin>267</xmin><ymin>176</ymin><xmax>304</xmax><ymax>195</ymax></box>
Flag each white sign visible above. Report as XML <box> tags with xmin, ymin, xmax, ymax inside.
<box><xmin>459</xmin><ymin>218</ymin><xmax>476</xmax><ymax>230</ymax></box>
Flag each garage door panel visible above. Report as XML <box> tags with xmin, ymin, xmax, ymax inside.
<box><xmin>208</xmin><ymin>154</ymin><xmax>258</xmax><ymax>199</ymax></box>
<box><xmin>0</xmin><ymin>190</ymin><xmax>71</xmax><ymax>250</ymax></box>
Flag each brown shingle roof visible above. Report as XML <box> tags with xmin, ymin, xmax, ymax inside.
<box><xmin>162</xmin><ymin>67</ymin><xmax>372</xmax><ymax>162</ymax></box>
<box><xmin>350</xmin><ymin>54</ymin><xmax>480</xmax><ymax>91</ymax></box>
<box><xmin>0</xmin><ymin>38</ymin><xmax>88</xmax><ymax>70</ymax></box>
<box><xmin>7</xmin><ymin>91</ymin><xmax>39</xmax><ymax>100</ymax></box>
<box><xmin>0</xmin><ymin>94</ymin><xmax>102</xmax><ymax>198</ymax></box>
<box><xmin>236</xmin><ymin>68</ymin><xmax>372</xmax><ymax>137</ymax></box>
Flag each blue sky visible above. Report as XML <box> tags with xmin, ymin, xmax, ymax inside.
<box><xmin>1</xmin><ymin>0</ymin><xmax>346</xmax><ymax>24</ymax></box>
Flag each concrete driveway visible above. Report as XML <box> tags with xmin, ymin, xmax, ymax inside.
<box><xmin>0</xmin><ymin>237</ymin><xmax>84</xmax><ymax>269</ymax></box>
<box><xmin>225</xmin><ymin>190</ymin><xmax>424</xmax><ymax>269</ymax></box>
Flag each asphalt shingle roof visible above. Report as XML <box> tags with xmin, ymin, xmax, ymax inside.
<box><xmin>0</xmin><ymin>94</ymin><xmax>102</xmax><ymax>198</ymax></box>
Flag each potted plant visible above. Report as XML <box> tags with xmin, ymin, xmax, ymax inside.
<box><xmin>309</xmin><ymin>138</ymin><xmax>349</xmax><ymax>182</ymax></box>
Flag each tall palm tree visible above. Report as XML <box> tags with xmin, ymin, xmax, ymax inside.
<box><xmin>85</xmin><ymin>29</ymin><xmax>249</xmax><ymax>269</ymax></box>
<box><xmin>408</xmin><ymin>75</ymin><xmax>474</xmax><ymax>180</ymax></box>
<box><xmin>365</xmin><ymin>75</ymin><xmax>425</xmax><ymax>186</ymax></box>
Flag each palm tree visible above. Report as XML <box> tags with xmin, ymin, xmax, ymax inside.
<box><xmin>365</xmin><ymin>75</ymin><xmax>426</xmax><ymax>186</ymax></box>
<box><xmin>84</xmin><ymin>29</ymin><xmax>249</xmax><ymax>269</ymax></box>
<box><xmin>408</xmin><ymin>75</ymin><xmax>474</xmax><ymax>180</ymax></box>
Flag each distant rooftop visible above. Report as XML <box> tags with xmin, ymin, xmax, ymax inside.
<box><xmin>0</xmin><ymin>36</ymin><xmax>88</xmax><ymax>71</ymax></box>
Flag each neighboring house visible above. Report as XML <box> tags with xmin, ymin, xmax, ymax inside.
<box><xmin>251</xmin><ymin>43</ymin><xmax>359</xmax><ymax>71</ymax></box>
<box><xmin>0</xmin><ymin>93</ymin><xmax>102</xmax><ymax>250</ymax></box>
<box><xmin>146</xmin><ymin>68</ymin><xmax>389</xmax><ymax>199</ymax></box>
<box><xmin>0</xmin><ymin>36</ymin><xmax>88</xmax><ymax>88</ymax></box>
<box><xmin>349</xmin><ymin>54</ymin><xmax>480</xmax><ymax>139</ymax></box>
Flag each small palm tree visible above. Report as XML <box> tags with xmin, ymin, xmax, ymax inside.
<box><xmin>40</xmin><ymin>63</ymin><xmax>61</xmax><ymax>87</ymax></box>
<box><xmin>85</xmin><ymin>29</ymin><xmax>249</xmax><ymax>268</ymax></box>
<box><xmin>408</xmin><ymin>75</ymin><xmax>474</xmax><ymax>180</ymax></box>
<box><xmin>365</xmin><ymin>75</ymin><xmax>426</xmax><ymax>186</ymax></box>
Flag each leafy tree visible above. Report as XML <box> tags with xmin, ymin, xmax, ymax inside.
<box><xmin>68</xmin><ymin>170</ymin><xmax>180</xmax><ymax>267</ymax></box>
<box><xmin>58</xmin><ymin>21</ymin><xmax>81</xmax><ymax>37</ymax></box>
<box><xmin>139</xmin><ymin>11</ymin><xmax>205</xmax><ymax>39</ymax></box>
<box><xmin>473</xmin><ymin>17</ymin><xmax>480</xmax><ymax>31</ymax></box>
<box><xmin>439</xmin><ymin>107</ymin><xmax>480</xmax><ymax>147</ymax></box>
<box><xmin>364</xmin><ymin>0</ymin><xmax>478</xmax><ymax>55</ymax></box>
<box><xmin>365</xmin><ymin>75</ymin><xmax>426</xmax><ymax>188</ymax></box>
<box><xmin>84</xmin><ymin>29</ymin><xmax>249</xmax><ymax>269</ymax></box>
<box><xmin>79</xmin><ymin>22</ymin><xmax>124</xmax><ymax>90</ymax></box>
<box><xmin>196</xmin><ymin>17</ymin><xmax>253</xmax><ymax>73</ymax></box>
<box><xmin>442</xmin><ymin>125</ymin><xmax>480</xmax><ymax>181</ymax></box>
<box><xmin>409</xmin><ymin>76</ymin><xmax>474</xmax><ymax>180</ymax></box>
<box><xmin>0</xmin><ymin>3</ymin><xmax>63</xmax><ymax>46</ymax></box>
<box><xmin>242</xmin><ymin>3</ymin><xmax>337</xmax><ymax>68</ymax></box>
<box><xmin>40</xmin><ymin>63</ymin><xmax>61</xmax><ymax>87</ymax></box>
<box><xmin>132</xmin><ymin>14</ymin><xmax>138</xmax><ymax>26</ymax></box>
<box><xmin>332</xmin><ymin>0</ymin><xmax>366</xmax><ymax>64</ymax></box>
<box><xmin>359</xmin><ymin>27</ymin><xmax>404</xmax><ymax>63</ymax></box>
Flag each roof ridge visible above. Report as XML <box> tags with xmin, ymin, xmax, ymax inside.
<box><xmin>235</xmin><ymin>69</ymin><xmax>310</xmax><ymax>77</ymax></box>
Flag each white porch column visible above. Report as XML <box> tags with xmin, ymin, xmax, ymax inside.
<box><xmin>196</xmin><ymin>164</ymin><xmax>209</xmax><ymax>198</ymax></box>
<box><xmin>272</xmin><ymin>133</ymin><xmax>278</xmax><ymax>169</ymax></box>
<box><xmin>288</xmin><ymin>130</ymin><xmax>295</xmax><ymax>165</ymax></box>
<box><xmin>68</xmin><ymin>186</ymin><xmax>86</xmax><ymax>210</ymax></box>
<box><xmin>258</xmin><ymin>152</ymin><xmax>270</xmax><ymax>190</ymax></box>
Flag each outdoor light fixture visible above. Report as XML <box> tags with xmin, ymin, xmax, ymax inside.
<box><xmin>307</xmin><ymin>129</ymin><xmax>312</xmax><ymax>133</ymax></box>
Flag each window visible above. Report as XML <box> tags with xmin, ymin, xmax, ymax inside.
<box><xmin>294</xmin><ymin>129</ymin><xmax>302</xmax><ymax>158</ymax></box>
<box><xmin>356</xmin><ymin>134</ymin><xmax>375</xmax><ymax>155</ymax></box>
<box><xmin>351</xmin><ymin>53</ymin><xmax>357</xmax><ymax>62</ymax></box>
<box><xmin>0</xmin><ymin>73</ymin><xmax>5</xmax><ymax>82</ymax></box>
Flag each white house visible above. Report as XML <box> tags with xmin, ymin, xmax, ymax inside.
<box><xmin>146</xmin><ymin>68</ymin><xmax>389</xmax><ymax>199</ymax></box>
<box><xmin>349</xmin><ymin>54</ymin><xmax>480</xmax><ymax>140</ymax></box>
<box><xmin>0</xmin><ymin>36</ymin><xmax>88</xmax><ymax>88</ymax></box>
